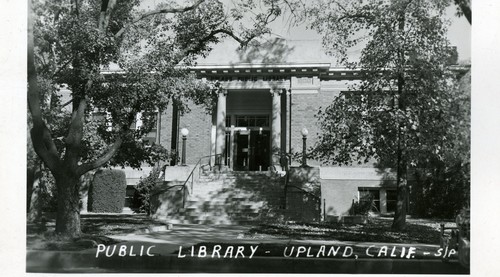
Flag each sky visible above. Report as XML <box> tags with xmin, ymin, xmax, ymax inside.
<box><xmin>141</xmin><ymin>0</ymin><xmax>471</xmax><ymax>65</ymax></box>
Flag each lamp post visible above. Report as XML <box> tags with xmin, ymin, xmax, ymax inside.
<box><xmin>301</xmin><ymin>127</ymin><xmax>308</xmax><ymax>167</ymax></box>
<box><xmin>181</xmin><ymin>128</ymin><xmax>189</xmax><ymax>166</ymax></box>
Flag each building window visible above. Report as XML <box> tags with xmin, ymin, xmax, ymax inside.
<box><xmin>358</xmin><ymin>188</ymin><xmax>380</xmax><ymax>213</ymax></box>
<box><xmin>91</xmin><ymin>111</ymin><xmax>158</xmax><ymax>144</ymax></box>
<box><xmin>131</xmin><ymin>112</ymin><xmax>157</xmax><ymax>145</ymax></box>
<box><xmin>386</xmin><ymin>189</ymin><xmax>398</xmax><ymax>213</ymax></box>
<box><xmin>142</xmin><ymin>112</ymin><xmax>158</xmax><ymax>145</ymax></box>
<box><xmin>235</xmin><ymin>115</ymin><xmax>269</xmax><ymax>127</ymax></box>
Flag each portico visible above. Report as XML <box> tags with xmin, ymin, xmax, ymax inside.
<box><xmin>197</xmin><ymin>63</ymin><xmax>332</xmax><ymax>172</ymax></box>
<box><xmin>213</xmin><ymin>87</ymin><xmax>285</xmax><ymax>171</ymax></box>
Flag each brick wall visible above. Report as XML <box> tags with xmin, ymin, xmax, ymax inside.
<box><xmin>178</xmin><ymin>101</ymin><xmax>213</xmax><ymax>164</ymax></box>
<box><xmin>289</xmin><ymin>92</ymin><xmax>332</xmax><ymax>166</ymax></box>
<box><xmin>286</xmin><ymin>79</ymin><xmax>377</xmax><ymax>168</ymax></box>
<box><xmin>159</xmin><ymin>100</ymin><xmax>213</xmax><ymax>164</ymax></box>
<box><xmin>288</xmin><ymin>81</ymin><xmax>347</xmax><ymax>166</ymax></box>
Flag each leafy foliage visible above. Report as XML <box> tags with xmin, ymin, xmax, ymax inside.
<box><xmin>132</xmin><ymin>165</ymin><xmax>164</xmax><ymax>215</ymax></box>
<box><xmin>30</xmin><ymin>0</ymin><xmax>294</xmax><ymax>172</ymax></box>
<box><xmin>88</xmin><ymin>169</ymin><xmax>127</xmax><ymax>213</ymax></box>
<box><xmin>349</xmin><ymin>194</ymin><xmax>375</xmax><ymax>216</ymax></box>
<box><xmin>410</xmin><ymin>162</ymin><xmax>469</xmax><ymax>218</ymax></box>
<box><xmin>29</xmin><ymin>0</ymin><xmax>294</xmax><ymax>236</ymax></box>
<box><xmin>308</xmin><ymin>0</ymin><xmax>470</xmax><ymax>226</ymax></box>
<box><xmin>310</xmin><ymin>0</ymin><xmax>462</xmax><ymax>165</ymax></box>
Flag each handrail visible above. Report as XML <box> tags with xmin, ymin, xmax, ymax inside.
<box><xmin>150</xmin><ymin>154</ymin><xmax>222</xmax><ymax>208</ymax></box>
<box><xmin>150</xmin><ymin>184</ymin><xmax>183</xmax><ymax>198</ymax></box>
<box><xmin>180</xmin><ymin>153</ymin><xmax>222</xmax><ymax>207</ymax></box>
<box><xmin>284</xmin><ymin>183</ymin><xmax>322</xmax><ymax>222</ymax></box>
<box><xmin>184</xmin><ymin>153</ymin><xmax>223</xmax><ymax>188</ymax></box>
<box><xmin>281</xmin><ymin>154</ymin><xmax>322</xmax><ymax>221</ymax></box>
<box><xmin>286</xmin><ymin>184</ymin><xmax>321</xmax><ymax>201</ymax></box>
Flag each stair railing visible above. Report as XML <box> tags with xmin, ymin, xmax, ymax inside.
<box><xmin>150</xmin><ymin>154</ymin><xmax>222</xmax><ymax>209</ymax></box>
<box><xmin>180</xmin><ymin>153</ymin><xmax>222</xmax><ymax>208</ymax></box>
<box><xmin>281</xmin><ymin>154</ymin><xmax>322</xmax><ymax>222</ymax></box>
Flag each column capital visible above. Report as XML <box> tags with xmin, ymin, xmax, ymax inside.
<box><xmin>218</xmin><ymin>88</ymin><xmax>228</xmax><ymax>96</ymax></box>
<box><xmin>270</xmin><ymin>87</ymin><xmax>285</xmax><ymax>96</ymax></box>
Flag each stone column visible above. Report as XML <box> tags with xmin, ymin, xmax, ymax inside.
<box><xmin>271</xmin><ymin>88</ymin><xmax>282</xmax><ymax>167</ymax></box>
<box><xmin>215</xmin><ymin>89</ymin><xmax>227</xmax><ymax>166</ymax></box>
<box><xmin>210</xmin><ymin>110</ymin><xmax>216</xmax><ymax>166</ymax></box>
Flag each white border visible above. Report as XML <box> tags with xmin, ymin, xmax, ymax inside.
<box><xmin>2</xmin><ymin>0</ymin><xmax>500</xmax><ymax>276</ymax></box>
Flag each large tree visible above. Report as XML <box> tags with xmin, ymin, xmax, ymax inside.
<box><xmin>308</xmin><ymin>0</ymin><xmax>470</xmax><ymax>230</ymax></box>
<box><xmin>28</xmin><ymin>0</ymin><xmax>289</xmax><ymax>238</ymax></box>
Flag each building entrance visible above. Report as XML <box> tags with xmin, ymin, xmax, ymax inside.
<box><xmin>233</xmin><ymin>129</ymin><xmax>270</xmax><ymax>171</ymax></box>
<box><xmin>225</xmin><ymin>114</ymin><xmax>271</xmax><ymax>171</ymax></box>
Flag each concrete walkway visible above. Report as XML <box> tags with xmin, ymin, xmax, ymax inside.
<box><xmin>27</xmin><ymin>223</ymin><xmax>469</xmax><ymax>274</ymax></box>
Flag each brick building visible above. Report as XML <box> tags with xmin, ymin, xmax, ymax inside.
<box><xmin>150</xmin><ymin>62</ymin><xmax>398</xmax><ymax>218</ymax></box>
<box><xmin>111</xmin><ymin>39</ymin><xmax>467</xmax><ymax>222</ymax></box>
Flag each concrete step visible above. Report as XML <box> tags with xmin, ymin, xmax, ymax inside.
<box><xmin>183</xmin><ymin>204</ymin><xmax>263</xmax><ymax>214</ymax></box>
<box><xmin>157</xmin><ymin>170</ymin><xmax>286</xmax><ymax>226</ymax></box>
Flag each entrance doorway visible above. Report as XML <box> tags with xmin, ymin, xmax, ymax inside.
<box><xmin>233</xmin><ymin>129</ymin><xmax>270</xmax><ymax>171</ymax></box>
<box><xmin>225</xmin><ymin>114</ymin><xmax>271</xmax><ymax>171</ymax></box>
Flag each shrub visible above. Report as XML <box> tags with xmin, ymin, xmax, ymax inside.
<box><xmin>410</xmin><ymin>162</ymin><xmax>469</xmax><ymax>219</ymax></box>
<box><xmin>132</xmin><ymin>165</ymin><xmax>164</xmax><ymax>214</ymax></box>
<box><xmin>88</xmin><ymin>169</ymin><xmax>127</xmax><ymax>213</ymax></box>
<box><xmin>349</xmin><ymin>194</ymin><xmax>374</xmax><ymax>215</ymax></box>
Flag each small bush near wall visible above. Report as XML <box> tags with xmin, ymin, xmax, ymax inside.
<box><xmin>88</xmin><ymin>169</ymin><xmax>127</xmax><ymax>213</ymax></box>
<box><xmin>132</xmin><ymin>166</ymin><xmax>163</xmax><ymax>214</ymax></box>
<box><xmin>349</xmin><ymin>194</ymin><xmax>374</xmax><ymax>215</ymax></box>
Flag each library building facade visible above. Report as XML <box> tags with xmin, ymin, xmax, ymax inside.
<box><xmin>109</xmin><ymin>39</ymin><xmax>462</xmax><ymax>222</ymax></box>
<box><xmin>145</xmin><ymin>62</ymin><xmax>400</xmax><ymax>221</ymax></box>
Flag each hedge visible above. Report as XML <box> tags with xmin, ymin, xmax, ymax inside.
<box><xmin>88</xmin><ymin>169</ymin><xmax>127</xmax><ymax>213</ymax></box>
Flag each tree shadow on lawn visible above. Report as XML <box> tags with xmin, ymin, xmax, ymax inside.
<box><xmin>27</xmin><ymin>213</ymin><xmax>168</xmax><ymax>251</ymax></box>
<box><xmin>246</xmin><ymin>217</ymin><xmax>442</xmax><ymax>245</ymax></box>
<box><xmin>80</xmin><ymin>214</ymin><xmax>169</xmax><ymax>236</ymax></box>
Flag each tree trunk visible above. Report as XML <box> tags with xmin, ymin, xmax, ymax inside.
<box><xmin>27</xmin><ymin>164</ymin><xmax>43</xmax><ymax>223</ymax></box>
<box><xmin>391</xmin><ymin>11</ymin><xmax>408</xmax><ymax>231</ymax></box>
<box><xmin>392</xmin><ymin>160</ymin><xmax>408</xmax><ymax>230</ymax></box>
<box><xmin>55</xmin><ymin>174</ymin><xmax>82</xmax><ymax>238</ymax></box>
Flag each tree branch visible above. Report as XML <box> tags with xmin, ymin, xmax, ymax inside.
<box><xmin>64</xmin><ymin>93</ymin><xmax>89</xmax><ymax>167</ymax></box>
<box><xmin>114</xmin><ymin>0</ymin><xmax>206</xmax><ymax>39</ymax></box>
<box><xmin>99</xmin><ymin>0</ymin><xmax>117</xmax><ymax>33</ymax></box>
<box><xmin>28</xmin><ymin>0</ymin><xmax>62</xmax><ymax>174</ymax></box>
<box><xmin>76</xmin><ymin>136</ymin><xmax>123</xmax><ymax>175</ymax></box>
<box><xmin>52</xmin><ymin>58</ymin><xmax>72</xmax><ymax>78</ymax></box>
<box><xmin>76</xmin><ymin>108</ymin><xmax>136</xmax><ymax>175</ymax></box>
<box><xmin>454</xmin><ymin>0</ymin><xmax>471</xmax><ymax>24</ymax></box>
<box><xmin>61</xmin><ymin>98</ymin><xmax>73</xmax><ymax>108</ymax></box>
<box><xmin>172</xmin><ymin>28</ymin><xmax>257</xmax><ymax>65</ymax></box>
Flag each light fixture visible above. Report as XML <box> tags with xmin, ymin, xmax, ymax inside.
<box><xmin>181</xmin><ymin>128</ymin><xmax>189</xmax><ymax>137</ymax></box>
<box><xmin>301</xmin><ymin>127</ymin><xmax>309</xmax><ymax>138</ymax></box>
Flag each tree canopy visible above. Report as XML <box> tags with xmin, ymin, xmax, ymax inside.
<box><xmin>28</xmin><ymin>0</ymin><xmax>292</xmax><ymax>237</ymax></box>
<box><xmin>308</xmin><ymin>0</ymin><xmax>470</xmax><ymax>229</ymax></box>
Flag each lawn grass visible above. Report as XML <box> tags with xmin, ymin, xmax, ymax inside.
<box><xmin>27</xmin><ymin>213</ymin><xmax>167</xmax><ymax>251</ymax></box>
<box><xmin>246</xmin><ymin>216</ymin><xmax>448</xmax><ymax>245</ymax></box>
<box><xmin>27</xmin><ymin>213</ymin><xmax>451</xmax><ymax>251</ymax></box>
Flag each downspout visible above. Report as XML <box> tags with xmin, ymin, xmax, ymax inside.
<box><xmin>155</xmin><ymin>109</ymin><xmax>162</xmax><ymax>167</ymax></box>
<box><xmin>170</xmin><ymin>100</ymin><xmax>179</xmax><ymax>166</ymax></box>
<box><xmin>156</xmin><ymin>110</ymin><xmax>162</xmax><ymax>145</ymax></box>
<box><xmin>288</xmin><ymin>82</ymin><xmax>292</xmax><ymax>165</ymax></box>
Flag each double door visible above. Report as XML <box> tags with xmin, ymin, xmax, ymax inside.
<box><xmin>232</xmin><ymin>129</ymin><xmax>270</xmax><ymax>171</ymax></box>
